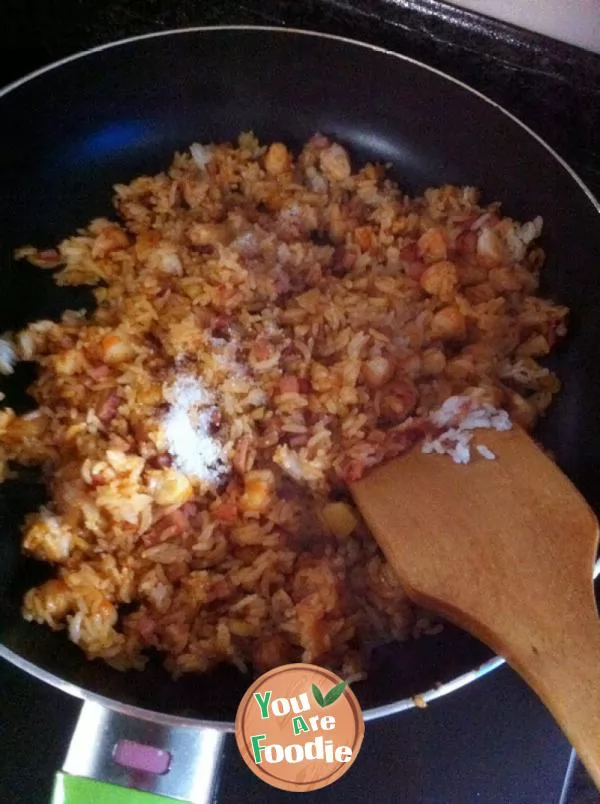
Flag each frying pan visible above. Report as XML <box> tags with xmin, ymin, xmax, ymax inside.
<box><xmin>1</xmin><ymin>26</ymin><xmax>600</xmax><ymax>803</ymax></box>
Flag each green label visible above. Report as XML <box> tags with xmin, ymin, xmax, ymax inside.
<box><xmin>51</xmin><ymin>773</ymin><xmax>186</xmax><ymax>804</ymax></box>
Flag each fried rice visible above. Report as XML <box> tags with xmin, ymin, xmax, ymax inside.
<box><xmin>0</xmin><ymin>133</ymin><xmax>568</xmax><ymax>679</ymax></box>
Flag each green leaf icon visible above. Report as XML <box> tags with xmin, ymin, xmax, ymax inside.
<box><xmin>323</xmin><ymin>681</ymin><xmax>347</xmax><ymax>706</ymax></box>
<box><xmin>312</xmin><ymin>683</ymin><xmax>325</xmax><ymax>707</ymax></box>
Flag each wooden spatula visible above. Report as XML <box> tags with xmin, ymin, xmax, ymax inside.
<box><xmin>350</xmin><ymin>425</ymin><xmax>600</xmax><ymax>788</ymax></box>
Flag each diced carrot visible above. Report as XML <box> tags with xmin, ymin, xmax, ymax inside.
<box><xmin>213</xmin><ymin>501</ymin><xmax>238</xmax><ymax>523</ymax></box>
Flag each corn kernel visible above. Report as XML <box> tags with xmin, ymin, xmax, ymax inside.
<box><xmin>322</xmin><ymin>502</ymin><xmax>358</xmax><ymax>541</ymax></box>
<box><xmin>153</xmin><ymin>469</ymin><xmax>194</xmax><ymax>506</ymax></box>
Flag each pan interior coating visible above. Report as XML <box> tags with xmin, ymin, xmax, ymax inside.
<box><xmin>1</xmin><ymin>29</ymin><xmax>599</xmax><ymax>722</ymax></box>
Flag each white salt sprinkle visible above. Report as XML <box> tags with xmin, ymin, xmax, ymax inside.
<box><xmin>162</xmin><ymin>375</ymin><xmax>229</xmax><ymax>485</ymax></box>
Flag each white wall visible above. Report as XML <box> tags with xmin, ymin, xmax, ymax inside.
<box><xmin>444</xmin><ymin>0</ymin><xmax>600</xmax><ymax>53</ymax></box>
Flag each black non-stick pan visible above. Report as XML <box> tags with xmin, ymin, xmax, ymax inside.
<box><xmin>1</xmin><ymin>26</ymin><xmax>599</xmax><ymax>803</ymax></box>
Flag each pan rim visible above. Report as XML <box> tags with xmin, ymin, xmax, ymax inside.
<box><xmin>1</xmin><ymin>26</ymin><xmax>599</xmax><ymax>214</ymax></box>
<box><xmin>0</xmin><ymin>641</ymin><xmax>506</xmax><ymax>729</ymax></box>
<box><xmin>1</xmin><ymin>24</ymin><xmax>599</xmax><ymax>729</ymax></box>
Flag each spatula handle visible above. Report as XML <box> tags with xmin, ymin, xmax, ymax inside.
<box><xmin>505</xmin><ymin>609</ymin><xmax>600</xmax><ymax>789</ymax></box>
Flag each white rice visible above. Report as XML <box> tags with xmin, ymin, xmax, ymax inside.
<box><xmin>505</xmin><ymin>216</ymin><xmax>544</xmax><ymax>263</ymax></box>
<box><xmin>189</xmin><ymin>143</ymin><xmax>213</xmax><ymax>169</ymax></box>
<box><xmin>476</xmin><ymin>444</ymin><xmax>496</xmax><ymax>461</ymax></box>
<box><xmin>422</xmin><ymin>395</ymin><xmax>511</xmax><ymax>464</ymax></box>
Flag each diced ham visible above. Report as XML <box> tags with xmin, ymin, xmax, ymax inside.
<box><xmin>161</xmin><ymin>508</ymin><xmax>190</xmax><ymax>536</ymax></box>
<box><xmin>208</xmin><ymin>409</ymin><xmax>222</xmax><ymax>434</ymax></box>
<box><xmin>405</xmin><ymin>261</ymin><xmax>427</xmax><ymax>281</ymax></box>
<box><xmin>213</xmin><ymin>501</ymin><xmax>238</xmax><ymax>523</ymax></box>
<box><xmin>144</xmin><ymin>506</ymin><xmax>192</xmax><ymax>545</ymax></box>
<box><xmin>234</xmin><ymin>436</ymin><xmax>257</xmax><ymax>475</ymax></box>
<box><xmin>455</xmin><ymin>230</ymin><xmax>478</xmax><ymax>256</ymax></box>
<box><xmin>259</xmin><ymin>418</ymin><xmax>281</xmax><ymax>449</ymax></box>
<box><xmin>400</xmin><ymin>243</ymin><xmax>426</xmax><ymax>280</ymax></box>
<box><xmin>138</xmin><ymin>615</ymin><xmax>156</xmax><ymax>642</ymax></box>
<box><xmin>149</xmin><ymin>453</ymin><xmax>173</xmax><ymax>469</ymax></box>
<box><xmin>97</xmin><ymin>392</ymin><xmax>120</xmax><ymax>423</ymax></box>
<box><xmin>180</xmin><ymin>502</ymin><xmax>199</xmax><ymax>519</ymax></box>
<box><xmin>342</xmin><ymin>460</ymin><xmax>367</xmax><ymax>483</ymax></box>
<box><xmin>212</xmin><ymin>315</ymin><xmax>232</xmax><ymax>339</ymax></box>
<box><xmin>88</xmin><ymin>364</ymin><xmax>111</xmax><ymax>381</ymax></box>
<box><xmin>35</xmin><ymin>249</ymin><xmax>62</xmax><ymax>268</ymax></box>
<box><xmin>331</xmin><ymin>246</ymin><xmax>357</xmax><ymax>276</ymax></box>
<box><xmin>274</xmin><ymin>274</ymin><xmax>291</xmax><ymax>295</ymax></box>
<box><xmin>207</xmin><ymin>577</ymin><xmax>232</xmax><ymax>602</ymax></box>
<box><xmin>278</xmin><ymin>375</ymin><xmax>300</xmax><ymax>394</ymax></box>
<box><xmin>289</xmin><ymin>434</ymin><xmax>310</xmax><ymax>448</ymax></box>
<box><xmin>164</xmin><ymin>561</ymin><xmax>189</xmax><ymax>582</ymax></box>
<box><xmin>399</xmin><ymin>242</ymin><xmax>419</xmax><ymax>262</ymax></box>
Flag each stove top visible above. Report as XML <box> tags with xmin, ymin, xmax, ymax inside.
<box><xmin>0</xmin><ymin>657</ymin><xmax>573</xmax><ymax>802</ymax></box>
<box><xmin>1</xmin><ymin>1</ymin><xmax>598</xmax><ymax>801</ymax></box>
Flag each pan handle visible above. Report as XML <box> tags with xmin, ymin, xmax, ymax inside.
<box><xmin>50</xmin><ymin>700</ymin><xmax>226</xmax><ymax>803</ymax></box>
